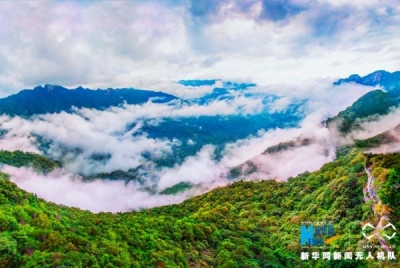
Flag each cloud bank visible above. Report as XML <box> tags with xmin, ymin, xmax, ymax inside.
<box><xmin>0</xmin><ymin>1</ymin><xmax>399</xmax><ymax>95</ymax></box>
<box><xmin>0</xmin><ymin>80</ymin><xmax>385</xmax><ymax>212</ymax></box>
<box><xmin>3</xmin><ymin>165</ymin><xmax>188</xmax><ymax>213</ymax></box>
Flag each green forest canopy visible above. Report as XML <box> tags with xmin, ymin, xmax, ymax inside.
<box><xmin>0</xmin><ymin>148</ymin><xmax>398</xmax><ymax>267</ymax></box>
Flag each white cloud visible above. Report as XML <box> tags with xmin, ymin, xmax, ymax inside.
<box><xmin>157</xmin><ymin>145</ymin><xmax>225</xmax><ymax>190</ymax></box>
<box><xmin>3</xmin><ymin>165</ymin><xmax>187</xmax><ymax>213</ymax></box>
<box><xmin>0</xmin><ymin>1</ymin><xmax>399</xmax><ymax>94</ymax></box>
<box><xmin>0</xmin><ymin>110</ymin><xmax>173</xmax><ymax>174</ymax></box>
<box><xmin>345</xmin><ymin>108</ymin><xmax>400</xmax><ymax>142</ymax></box>
<box><xmin>0</xmin><ymin>92</ymin><xmax>271</xmax><ymax>175</ymax></box>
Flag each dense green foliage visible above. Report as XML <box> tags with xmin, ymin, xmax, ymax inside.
<box><xmin>0</xmin><ymin>85</ymin><xmax>176</xmax><ymax>117</ymax></box>
<box><xmin>379</xmin><ymin>169</ymin><xmax>400</xmax><ymax>220</ymax></box>
<box><xmin>263</xmin><ymin>138</ymin><xmax>311</xmax><ymax>154</ymax></box>
<box><xmin>1</xmin><ymin>148</ymin><xmax>398</xmax><ymax>267</ymax></box>
<box><xmin>354</xmin><ymin>134</ymin><xmax>392</xmax><ymax>149</ymax></box>
<box><xmin>0</xmin><ymin>150</ymin><xmax>60</xmax><ymax>173</ymax></box>
<box><xmin>159</xmin><ymin>182</ymin><xmax>193</xmax><ymax>195</ymax></box>
<box><xmin>85</xmin><ymin>168</ymin><xmax>145</xmax><ymax>184</ymax></box>
<box><xmin>354</xmin><ymin>125</ymin><xmax>400</xmax><ymax>149</ymax></box>
<box><xmin>228</xmin><ymin>161</ymin><xmax>258</xmax><ymax>179</ymax></box>
<box><xmin>327</xmin><ymin>89</ymin><xmax>400</xmax><ymax>133</ymax></box>
<box><xmin>365</xmin><ymin>153</ymin><xmax>400</xmax><ymax>253</ymax></box>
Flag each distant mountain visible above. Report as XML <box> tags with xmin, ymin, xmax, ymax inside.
<box><xmin>334</xmin><ymin>70</ymin><xmax>400</xmax><ymax>90</ymax></box>
<box><xmin>193</xmin><ymin>87</ymin><xmax>275</xmax><ymax>105</ymax></box>
<box><xmin>0</xmin><ymin>84</ymin><xmax>177</xmax><ymax>116</ymax></box>
<box><xmin>194</xmin><ymin>88</ymin><xmax>233</xmax><ymax>104</ymax></box>
<box><xmin>177</xmin><ymin>79</ymin><xmax>256</xmax><ymax>90</ymax></box>
<box><xmin>177</xmin><ymin>79</ymin><xmax>219</xmax><ymax>87</ymax></box>
<box><xmin>134</xmin><ymin>112</ymin><xmax>302</xmax><ymax>168</ymax></box>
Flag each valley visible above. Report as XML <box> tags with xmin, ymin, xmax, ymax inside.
<box><xmin>0</xmin><ymin>70</ymin><xmax>399</xmax><ymax>266</ymax></box>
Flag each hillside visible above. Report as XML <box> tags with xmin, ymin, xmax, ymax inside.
<box><xmin>0</xmin><ymin>147</ymin><xmax>398</xmax><ymax>267</ymax></box>
<box><xmin>0</xmin><ymin>150</ymin><xmax>60</xmax><ymax>173</ymax></box>
<box><xmin>0</xmin><ymin>85</ymin><xmax>176</xmax><ymax>117</ymax></box>
<box><xmin>326</xmin><ymin>88</ymin><xmax>400</xmax><ymax>133</ymax></box>
<box><xmin>354</xmin><ymin>125</ymin><xmax>400</xmax><ymax>149</ymax></box>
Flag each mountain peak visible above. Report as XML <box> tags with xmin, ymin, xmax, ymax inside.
<box><xmin>363</xmin><ymin>70</ymin><xmax>390</xmax><ymax>83</ymax></box>
<box><xmin>348</xmin><ymin>74</ymin><xmax>361</xmax><ymax>80</ymax></box>
<box><xmin>32</xmin><ymin>84</ymin><xmax>66</xmax><ymax>91</ymax></box>
<box><xmin>44</xmin><ymin>84</ymin><xmax>66</xmax><ymax>91</ymax></box>
<box><xmin>333</xmin><ymin>69</ymin><xmax>400</xmax><ymax>90</ymax></box>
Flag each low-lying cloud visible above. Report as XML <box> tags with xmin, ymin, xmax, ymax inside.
<box><xmin>3</xmin><ymin>165</ymin><xmax>189</xmax><ymax>213</ymax></box>
<box><xmin>0</xmin><ymin>81</ymin><xmax>393</xmax><ymax>212</ymax></box>
<box><xmin>0</xmin><ymin>93</ymin><xmax>268</xmax><ymax>175</ymax></box>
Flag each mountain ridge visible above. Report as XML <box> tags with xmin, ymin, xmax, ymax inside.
<box><xmin>334</xmin><ymin>70</ymin><xmax>400</xmax><ymax>90</ymax></box>
<box><xmin>0</xmin><ymin>84</ymin><xmax>177</xmax><ymax>117</ymax></box>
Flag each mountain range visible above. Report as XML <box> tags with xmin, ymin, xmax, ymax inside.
<box><xmin>0</xmin><ymin>70</ymin><xmax>399</xmax><ymax>266</ymax></box>
<box><xmin>0</xmin><ymin>82</ymin><xmax>304</xmax><ymax>179</ymax></box>
<box><xmin>0</xmin><ymin>85</ymin><xmax>176</xmax><ymax>117</ymax></box>
<box><xmin>333</xmin><ymin>70</ymin><xmax>400</xmax><ymax>90</ymax></box>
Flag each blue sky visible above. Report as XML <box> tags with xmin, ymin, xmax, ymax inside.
<box><xmin>0</xmin><ymin>0</ymin><xmax>399</xmax><ymax>94</ymax></box>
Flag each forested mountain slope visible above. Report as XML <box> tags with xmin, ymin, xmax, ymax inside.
<box><xmin>326</xmin><ymin>88</ymin><xmax>400</xmax><ymax>133</ymax></box>
<box><xmin>0</xmin><ymin>150</ymin><xmax>60</xmax><ymax>173</ymax></box>
<box><xmin>0</xmin><ymin>148</ymin><xmax>398</xmax><ymax>267</ymax></box>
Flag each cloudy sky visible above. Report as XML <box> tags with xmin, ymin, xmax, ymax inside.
<box><xmin>1</xmin><ymin>0</ymin><xmax>400</xmax><ymax>212</ymax></box>
<box><xmin>0</xmin><ymin>0</ymin><xmax>399</xmax><ymax>95</ymax></box>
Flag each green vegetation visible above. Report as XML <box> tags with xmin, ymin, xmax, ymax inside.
<box><xmin>327</xmin><ymin>89</ymin><xmax>400</xmax><ymax>133</ymax></box>
<box><xmin>228</xmin><ymin>166</ymin><xmax>243</xmax><ymax>179</ymax></box>
<box><xmin>228</xmin><ymin>161</ymin><xmax>258</xmax><ymax>179</ymax></box>
<box><xmin>354</xmin><ymin>134</ymin><xmax>392</xmax><ymax>149</ymax></box>
<box><xmin>159</xmin><ymin>182</ymin><xmax>193</xmax><ymax>195</ymax></box>
<box><xmin>365</xmin><ymin>153</ymin><xmax>400</xmax><ymax>251</ymax></box>
<box><xmin>0</xmin><ymin>150</ymin><xmax>60</xmax><ymax>173</ymax></box>
<box><xmin>0</xmin><ymin>147</ymin><xmax>398</xmax><ymax>267</ymax></box>
<box><xmin>85</xmin><ymin>168</ymin><xmax>145</xmax><ymax>184</ymax></box>
<box><xmin>263</xmin><ymin>138</ymin><xmax>311</xmax><ymax>154</ymax></box>
<box><xmin>355</xmin><ymin>124</ymin><xmax>400</xmax><ymax>149</ymax></box>
<box><xmin>264</xmin><ymin>140</ymin><xmax>296</xmax><ymax>154</ymax></box>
